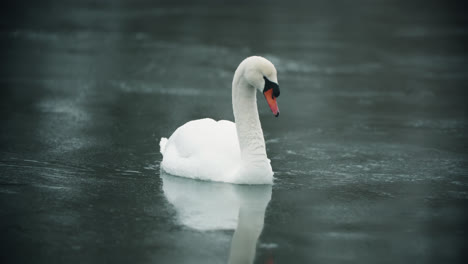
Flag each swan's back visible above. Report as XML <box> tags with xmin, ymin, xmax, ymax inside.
<box><xmin>160</xmin><ymin>118</ymin><xmax>241</xmax><ymax>182</ymax></box>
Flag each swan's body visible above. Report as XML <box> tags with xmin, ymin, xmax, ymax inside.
<box><xmin>160</xmin><ymin>118</ymin><xmax>243</xmax><ymax>183</ymax></box>
<box><xmin>160</xmin><ymin>56</ymin><xmax>280</xmax><ymax>185</ymax></box>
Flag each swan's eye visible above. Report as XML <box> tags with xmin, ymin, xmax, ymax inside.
<box><xmin>263</xmin><ymin>76</ymin><xmax>280</xmax><ymax>98</ymax></box>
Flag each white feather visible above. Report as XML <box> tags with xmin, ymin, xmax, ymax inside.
<box><xmin>160</xmin><ymin>56</ymin><xmax>278</xmax><ymax>185</ymax></box>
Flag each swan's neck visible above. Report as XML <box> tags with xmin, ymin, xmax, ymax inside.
<box><xmin>232</xmin><ymin>73</ymin><xmax>267</xmax><ymax>162</ymax></box>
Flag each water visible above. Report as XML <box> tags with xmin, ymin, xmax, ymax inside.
<box><xmin>1</xmin><ymin>0</ymin><xmax>467</xmax><ymax>263</ymax></box>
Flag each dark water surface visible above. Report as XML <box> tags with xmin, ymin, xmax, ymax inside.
<box><xmin>1</xmin><ymin>0</ymin><xmax>468</xmax><ymax>263</ymax></box>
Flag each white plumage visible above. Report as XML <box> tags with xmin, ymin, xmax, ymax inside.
<box><xmin>160</xmin><ymin>118</ymin><xmax>241</xmax><ymax>183</ymax></box>
<box><xmin>160</xmin><ymin>56</ymin><xmax>280</xmax><ymax>185</ymax></box>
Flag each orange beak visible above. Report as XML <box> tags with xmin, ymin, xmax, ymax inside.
<box><xmin>263</xmin><ymin>89</ymin><xmax>280</xmax><ymax>117</ymax></box>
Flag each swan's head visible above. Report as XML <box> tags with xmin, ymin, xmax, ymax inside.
<box><xmin>242</xmin><ymin>56</ymin><xmax>281</xmax><ymax>117</ymax></box>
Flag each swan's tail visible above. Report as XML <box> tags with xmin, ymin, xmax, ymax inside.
<box><xmin>159</xmin><ymin>137</ymin><xmax>168</xmax><ymax>155</ymax></box>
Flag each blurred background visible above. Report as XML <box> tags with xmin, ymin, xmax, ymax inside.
<box><xmin>1</xmin><ymin>0</ymin><xmax>467</xmax><ymax>263</ymax></box>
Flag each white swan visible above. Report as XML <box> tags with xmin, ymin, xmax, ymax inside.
<box><xmin>160</xmin><ymin>56</ymin><xmax>280</xmax><ymax>185</ymax></box>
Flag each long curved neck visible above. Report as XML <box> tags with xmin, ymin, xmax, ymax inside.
<box><xmin>232</xmin><ymin>68</ymin><xmax>267</xmax><ymax>162</ymax></box>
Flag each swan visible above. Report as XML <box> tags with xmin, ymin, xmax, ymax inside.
<box><xmin>159</xmin><ymin>56</ymin><xmax>280</xmax><ymax>185</ymax></box>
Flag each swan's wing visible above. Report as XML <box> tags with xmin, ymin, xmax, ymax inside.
<box><xmin>161</xmin><ymin>118</ymin><xmax>241</xmax><ymax>181</ymax></box>
<box><xmin>159</xmin><ymin>137</ymin><xmax>168</xmax><ymax>154</ymax></box>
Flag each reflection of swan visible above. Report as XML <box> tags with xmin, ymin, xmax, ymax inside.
<box><xmin>160</xmin><ymin>56</ymin><xmax>281</xmax><ymax>185</ymax></box>
<box><xmin>161</xmin><ymin>172</ymin><xmax>272</xmax><ymax>263</ymax></box>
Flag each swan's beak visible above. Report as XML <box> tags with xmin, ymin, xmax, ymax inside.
<box><xmin>263</xmin><ymin>89</ymin><xmax>280</xmax><ymax>117</ymax></box>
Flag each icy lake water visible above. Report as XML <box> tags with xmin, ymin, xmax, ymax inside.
<box><xmin>1</xmin><ymin>0</ymin><xmax>467</xmax><ymax>263</ymax></box>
